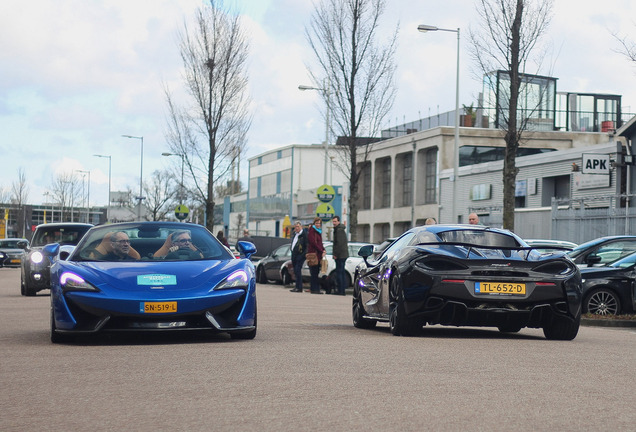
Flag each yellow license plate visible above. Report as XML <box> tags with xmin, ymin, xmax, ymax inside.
<box><xmin>142</xmin><ymin>302</ymin><xmax>177</xmax><ymax>313</ymax></box>
<box><xmin>475</xmin><ymin>282</ymin><xmax>526</xmax><ymax>295</ymax></box>
<box><xmin>10</xmin><ymin>259</ymin><xmax>21</xmax><ymax>264</ymax></box>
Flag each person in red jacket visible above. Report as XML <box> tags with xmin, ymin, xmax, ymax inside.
<box><xmin>307</xmin><ymin>217</ymin><xmax>326</xmax><ymax>294</ymax></box>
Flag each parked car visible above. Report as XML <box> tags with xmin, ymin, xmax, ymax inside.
<box><xmin>0</xmin><ymin>238</ymin><xmax>28</xmax><ymax>267</ymax></box>
<box><xmin>579</xmin><ymin>251</ymin><xmax>636</xmax><ymax>315</ymax></box>
<box><xmin>255</xmin><ymin>242</ymin><xmax>292</xmax><ymax>284</ymax></box>
<box><xmin>567</xmin><ymin>236</ymin><xmax>636</xmax><ymax>267</ymax></box>
<box><xmin>352</xmin><ymin>224</ymin><xmax>582</xmax><ymax>340</ymax></box>
<box><xmin>47</xmin><ymin>221</ymin><xmax>258</xmax><ymax>342</ymax></box>
<box><xmin>299</xmin><ymin>242</ymin><xmax>369</xmax><ymax>291</ymax></box>
<box><xmin>525</xmin><ymin>239</ymin><xmax>578</xmax><ymax>254</ymax></box>
<box><xmin>19</xmin><ymin>223</ymin><xmax>93</xmax><ymax>296</ymax></box>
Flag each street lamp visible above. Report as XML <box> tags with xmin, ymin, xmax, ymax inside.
<box><xmin>94</xmin><ymin>154</ymin><xmax>111</xmax><ymax>222</ymax></box>
<box><xmin>122</xmin><ymin>135</ymin><xmax>144</xmax><ymax>220</ymax></box>
<box><xmin>162</xmin><ymin>152</ymin><xmax>185</xmax><ymax>204</ymax></box>
<box><xmin>299</xmin><ymin>81</ymin><xmax>331</xmax><ymax>185</ymax></box>
<box><xmin>418</xmin><ymin>24</ymin><xmax>460</xmax><ymax>223</ymax></box>
<box><xmin>75</xmin><ymin>169</ymin><xmax>90</xmax><ymax>223</ymax></box>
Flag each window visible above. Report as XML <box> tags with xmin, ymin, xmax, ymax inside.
<box><xmin>425</xmin><ymin>148</ymin><xmax>437</xmax><ymax>204</ymax></box>
<box><xmin>402</xmin><ymin>153</ymin><xmax>413</xmax><ymax>207</ymax></box>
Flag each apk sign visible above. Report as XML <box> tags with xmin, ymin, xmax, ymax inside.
<box><xmin>582</xmin><ymin>154</ymin><xmax>610</xmax><ymax>174</ymax></box>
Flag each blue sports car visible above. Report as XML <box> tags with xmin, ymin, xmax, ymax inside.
<box><xmin>46</xmin><ymin>222</ymin><xmax>257</xmax><ymax>343</ymax></box>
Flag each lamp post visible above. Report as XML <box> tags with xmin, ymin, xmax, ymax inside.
<box><xmin>418</xmin><ymin>24</ymin><xmax>460</xmax><ymax>223</ymax></box>
<box><xmin>94</xmin><ymin>154</ymin><xmax>111</xmax><ymax>222</ymax></box>
<box><xmin>75</xmin><ymin>169</ymin><xmax>90</xmax><ymax>223</ymax></box>
<box><xmin>162</xmin><ymin>152</ymin><xmax>185</xmax><ymax>204</ymax></box>
<box><xmin>122</xmin><ymin>135</ymin><xmax>144</xmax><ymax>220</ymax></box>
<box><xmin>298</xmin><ymin>81</ymin><xmax>331</xmax><ymax>185</ymax></box>
<box><xmin>43</xmin><ymin>191</ymin><xmax>50</xmax><ymax>223</ymax></box>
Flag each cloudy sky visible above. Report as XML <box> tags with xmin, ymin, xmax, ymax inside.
<box><xmin>1</xmin><ymin>0</ymin><xmax>635</xmax><ymax>207</ymax></box>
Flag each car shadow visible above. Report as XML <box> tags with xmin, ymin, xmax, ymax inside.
<box><xmin>48</xmin><ymin>330</ymin><xmax>241</xmax><ymax>346</ymax></box>
<box><xmin>366</xmin><ymin>324</ymin><xmax>545</xmax><ymax>340</ymax></box>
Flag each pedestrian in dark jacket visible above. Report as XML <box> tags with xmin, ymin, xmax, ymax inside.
<box><xmin>307</xmin><ymin>217</ymin><xmax>325</xmax><ymax>294</ymax></box>
<box><xmin>289</xmin><ymin>221</ymin><xmax>307</xmax><ymax>293</ymax></box>
<box><xmin>332</xmin><ymin>216</ymin><xmax>349</xmax><ymax>295</ymax></box>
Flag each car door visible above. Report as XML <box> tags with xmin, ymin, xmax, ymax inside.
<box><xmin>265</xmin><ymin>244</ymin><xmax>290</xmax><ymax>280</ymax></box>
<box><xmin>581</xmin><ymin>240</ymin><xmax>636</xmax><ymax>267</ymax></box>
<box><xmin>359</xmin><ymin>233</ymin><xmax>415</xmax><ymax>317</ymax></box>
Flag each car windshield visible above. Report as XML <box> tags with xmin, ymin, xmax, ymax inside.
<box><xmin>32</xmin><ymin>226</ymin><xmax>91</xmax><ymax>247</ymax></box>
<box><xmin>0</xmin><ymin>240</ymin><xmax>22</xmax><ymax>248</ymax></box>
<box><xmin>71</xmin><ymin>223</ymin><xmax>232</xmax><ymax>262</ymax></box>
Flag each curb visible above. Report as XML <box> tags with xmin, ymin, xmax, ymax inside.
<box><xmin>581</xmin><ymin>318</ymin><xmax>636</xmax><ymax>328</ymax></box>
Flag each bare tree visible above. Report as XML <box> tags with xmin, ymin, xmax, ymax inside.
<box><xmin>306</xmin><ymin>0</ymin><xmax>397</xmax><ymax>239</ymax></box>
<box><xmin>469</xmin><ymin>0</ymin><xmax>553</xmax><ymax>230</ymax></box>
<box><xmin>612</xmin><ymin>28</ymin><xmax>636</xmax><ymax>64</ymax></box>
<box><xmin>50</xmin><ymin>172</ymin><xmax>82</xmax><ymax>221</ymax></box>
<box><xmin>143</xmin><ymin>170</ymin><xmax>177</xmax><ymax>221</ymax></box>
<box><xmin>0</xmin><ymin>187</ymin><xmax>9</xmax><ymax>205</ymax></box>
<box><xmin>11</xmin><ymin>168</ymin><xmax>30</xmax><ymax>237</ymax></box>
<box><xmin>164</xmin><ymin>0</ymin><xmax>251</xmax><ymax>231</ymax></box>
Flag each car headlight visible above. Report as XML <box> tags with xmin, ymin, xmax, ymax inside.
<box><xmin>31</xmin><ymin>251</ymin><xmax>44</xmax><ymax>264</ymax></box>
<box><xmin>60</xmin><ymin>272</ymin><xmax>99</xmax><ymax>292</ymax></box>
<box><xmin>214</xmin><ymin>270</ymin><xmax>249</xmax><ymax>291</ymax></box>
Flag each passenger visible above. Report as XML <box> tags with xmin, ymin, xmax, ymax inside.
<box><xmin>103</xmin><ymin>232</ymin><xmax>136</xmax><ymax>261</ymax></box>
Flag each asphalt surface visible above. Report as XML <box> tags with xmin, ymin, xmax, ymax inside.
<box><xmin>1</xmin><ymin>266</ymin><xmax>635</xmax><ymax>431</ymax></box>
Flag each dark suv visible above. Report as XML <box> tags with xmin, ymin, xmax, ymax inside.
<box><xmin>19</xmin><ymin>223</ymin><xmax>92</xmax><ymax>296</ymax></box>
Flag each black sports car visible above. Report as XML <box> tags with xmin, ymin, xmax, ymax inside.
<box><xmin>19</xmin><ymin>223</ymin><xmax>93</xmax><ymax>296</ymax></box>
<box><xmin>579</xmin><ymin>252</ymin><xmax>636</xmax><ymax>315</ymax></box>
<box><xmin>352</xmin><ymin>225</ymin><xmax>582</xmax><ymax>340</ymax></box>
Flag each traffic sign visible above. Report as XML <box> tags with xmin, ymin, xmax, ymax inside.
<box><xmin>316</xmin><ymin>203</ymin><xmax>335</xmax><ymax>221</ymax></box>
<box><xmin>175</xmin><ymin>204</ymin><xmax>189</xmax><ymax>221</ymax></box>
<box><xmin>316</xmin><ymin>184</ymin><xmax>335</xmax><ymax>203</ymax></box>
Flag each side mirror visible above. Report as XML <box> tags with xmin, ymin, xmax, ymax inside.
<box><xmin>42</xmin><ymin>243</ymin><xmax>60</xmax><ymax>258</ymax></box>
<box><xmin>358</xmin><ymin>245</ymin><xmax>374</xmax><ymax>258</ymax></box>
<box><xmin>17</xmin><ymin>240</ymin><xmax>29</xmax><ymax>250</ymax></box>
<box><xmin>358</xmin><ymin>244</ymin><xmax>374</xmax><ymax>265</ymax></box>
<box><xmin>237</xmin><ymin>241</ymin><xmax>257</xmax><ymax>260</ymax></box>
<box><xmin>585</xmin><ymin>255</ymin><xmax>602</xmax><ymax>266</ymax></box>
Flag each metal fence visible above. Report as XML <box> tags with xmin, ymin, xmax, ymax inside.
<box><xmin>470</xmin><ymin>195</ymin><xmax>636</xmax><ymax>244</ymax></box>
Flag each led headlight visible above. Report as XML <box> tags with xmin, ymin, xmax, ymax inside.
<box><xmin>214</xmin><ymin>270</ymin><xmax>249</xmax><ymax>291</ymax></box>
<box><xmin>60</xmin><ymin>272</ymin><xmax>99</xmax><ymax>292</ymax></box>
<box><xmin>31</xmin><ymin>251</ymin><xmax>44</xmax><ymax>264</ymax></box>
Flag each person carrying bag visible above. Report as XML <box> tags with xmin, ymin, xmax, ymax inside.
<box><xmin>306</xmin><ymin>217</ymin><xmax>325</xmax><ymax>294</ymax></box>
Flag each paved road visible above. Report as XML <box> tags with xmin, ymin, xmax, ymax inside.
<box><xmin>1</xmin><ymin>266</ymin><xmax>635</xmax><ymax>431</ymax></box>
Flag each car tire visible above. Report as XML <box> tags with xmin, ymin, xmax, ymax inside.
<box><xmin>230</xmin><ymin>306</ymin><xmax>257</xmax><ymax>340</ymax></box>
<box><xmin>352</xmin><ymin>284</ymin><xmax>377</xmax><ymax>329</ymax></box>
<box><xmin>256</xmin><ymin>266</ymin><xmax>268</xmax><ymax>284</ymax></box>
<box><xmin>23</xmin><ymin>277</ymin><xmax>37</xmax><ymax>297</ymax></box>
<box><xmin>388</xmin><ymin>273</ymin><xmax>420</xmax><ymax>336</ymax></box>
<box><xmin>497</xmin><ymin>325</ymin><xmax>522</xmax><ymax>333</ymax></box>
<box><xmin>543</xmin><ymin>313</ymin><xmax>580</xmax><ymax>341</ymax></box>
<box><xmin>50</xmin><ymin>308</ymin><xmax>71</xmax><ymax>343</ymax></box>
<box><xmin>281</xmin><ymin>268</ymin><xmax>291</xmax><ymax>285</ymax></box>
<box><xmin>584</xmin><ymin>288</ymin><xmax>621</xmax><ymax>315</ymax></box>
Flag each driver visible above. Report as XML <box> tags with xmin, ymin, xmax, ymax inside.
<box><xmin>164</xmin><ymin>230</ymin><xmax>204</xmax><ymax>259</ymax></box>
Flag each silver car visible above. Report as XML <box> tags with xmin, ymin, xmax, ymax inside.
<box><xmin>0</xmin><ymin>238</ymin><xmax>28</xmax><ymax>268</ymax></box>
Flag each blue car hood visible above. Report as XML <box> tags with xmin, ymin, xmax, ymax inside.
<box><xmin>61</xmin><ymin>259</ymin><xmax>248</xmax><ymax>292</ymax></box>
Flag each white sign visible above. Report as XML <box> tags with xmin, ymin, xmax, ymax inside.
<box><xmin>582</xmin><ymin>154</ymin><xmax>610</xmax><ymax>174</ymax></box>
<box><xmin>573</xmin><ymin>172</ymin><xmax>610</xmax><ymax>190</ymax></box>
